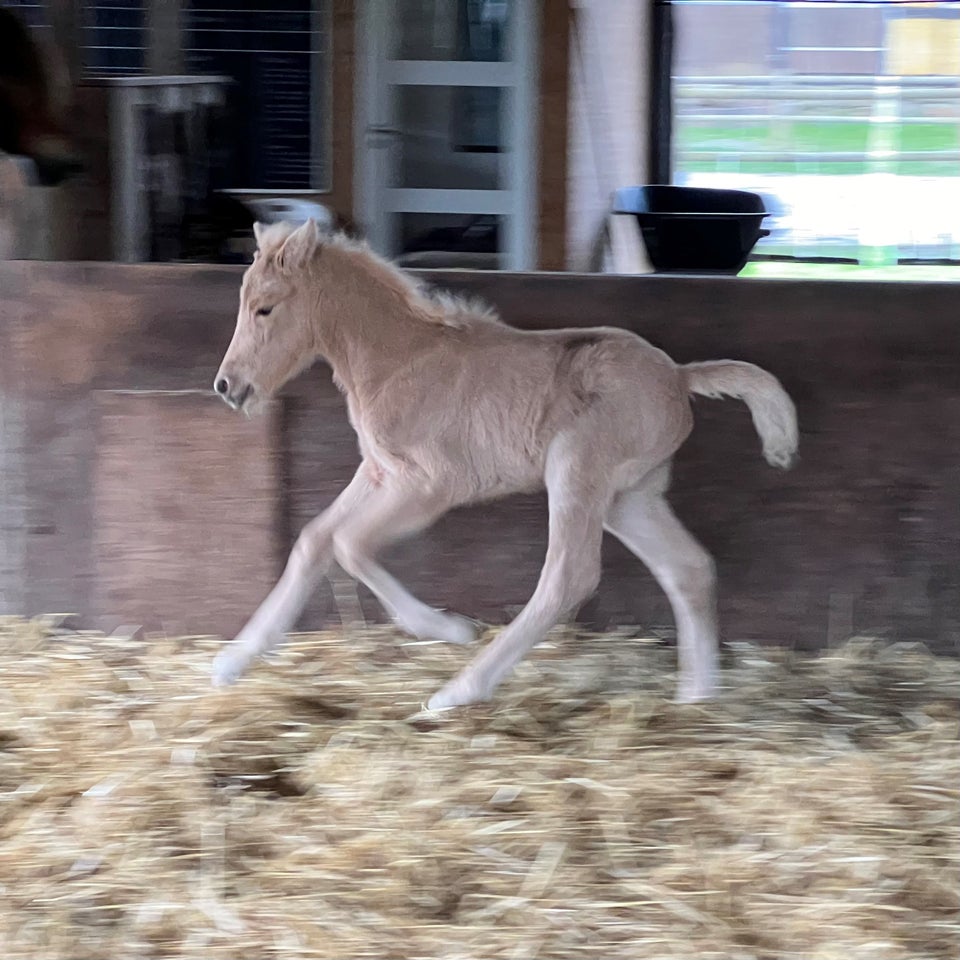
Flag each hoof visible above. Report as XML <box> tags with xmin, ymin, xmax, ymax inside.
<box><xmin>433</xmin><ymin>614</ymin><xmax>479</xmax><ymax>646</ymax></box>
<box><xmin>674</xmin><ymin>681</ymin><xmax>717</xmax><ymax>704</ymax></box>
<box><xmin>401</xmin><ymin>610</ymin><xmax>479</xmax><ymax>646</ymax></box>
<box><xmin>211</xmin><ymin>645</ymin><xmax>249</xmax><ymax>687</ymax></box>
<box><xmin>427</xmin><ymin>676</ymin><xmax>489</xmax><ymax>711</ymax></box>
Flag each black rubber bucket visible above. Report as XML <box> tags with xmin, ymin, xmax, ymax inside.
<box><xmin>613</xmin><ymin>185</ymin><xmax>770</xmax><ymax>275</ymax></box>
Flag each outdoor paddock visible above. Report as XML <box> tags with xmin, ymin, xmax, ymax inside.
<box><xmin>1</xmin><ymin>614</ymin><xmax>958</xmax><ymax>959</ymax></box>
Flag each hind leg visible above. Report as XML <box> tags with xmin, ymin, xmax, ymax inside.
<box><xmin>604</xmin><ymin>465</ymin><xmax>719</xmax><ymax>702</ymax></box>
<box><xmin>427</xmin><ymin>433</ymin><xmax>608</xmax><ymax>710</ymax></box>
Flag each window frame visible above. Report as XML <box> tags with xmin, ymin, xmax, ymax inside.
<box><xmin>650</xmin><ymin>0</ymin><xmax>960</xmax><ymax>267</ymax></box>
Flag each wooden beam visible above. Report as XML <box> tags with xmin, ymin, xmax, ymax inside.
<box><xmin>536</xmin><ymin>0</ymin><xmax>571</xmax><ymax>270</ymax></box>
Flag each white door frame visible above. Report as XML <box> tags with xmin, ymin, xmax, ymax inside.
<box><xmin>355</xmin><ymin>0</ymin><xmax>539</xmax><ymax>271</ymax></box>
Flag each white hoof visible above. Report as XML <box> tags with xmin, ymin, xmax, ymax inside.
<box><xmin>211</xmin><ymin>645</ymin><xmax>250</xmax><ymax>687</ymax></box>
<box><xmin>427</xmin><ymin>675</ymin><xmax>488</xmax><ymax>711</ymax></box>
<box><xmin>400</xmin><ymin>610</ymin><xmax>478</xmax><ymax>646</ymax></box>
<box><xmin>431</xmin><ymin>613</ymin><xmax>478</xmax><ymax>646</ymax></box>
<box><xmin>674</xmin><ymin>678</ymin><xmax>717</xmax><ymax>704</ymax></box>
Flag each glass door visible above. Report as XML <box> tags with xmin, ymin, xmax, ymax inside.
<box><xmin>358</xmin><ymin>0</ymin><xmax>537</xmax><ymax>270</ymax></box>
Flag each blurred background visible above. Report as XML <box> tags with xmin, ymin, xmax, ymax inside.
<box><xmin>2</xmin><ymin>0</ymin><xmax>958</xmax><ymax>274</ymax></box>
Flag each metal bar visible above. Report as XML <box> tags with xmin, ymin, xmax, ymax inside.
<box><xmin>675</xmin><ymin>151</ymin><xmax>960</xmax><ymax>162</ymax></box>
<box><xmin>147</xmin><ymin>0</ymin><xmax>183</xmax><ymax>75</ymax></box>
<box><xmin>310</xmin><ymin>0</ymin><xmax>332</xmax><ymax>192</ymax></box>
<box><xmin>183</xmin><ymin>27</ymin><xmax>324</xmax><ymax>34</ymax></box>
<box><xmin>782</xmin><ymin>46</ymin><xmax>884</xmax><ymax>53</ymax></box>
<box><xmin>384</xmin><ymin>59</ymin><xmax>516</xmax><ymax>88</ymax></box>
<box><xmin>109</xmin><ymin>86</ymin><xmax>145</xmax><ymax>263</ymax></box>
<box><xmin>675</xmin><ymin>74</ymin><xmax>960</xmax><ymax>88</ymax></box>
<box><xmin>181</xmin><ymin>47</ymin><xmax>321</xmax><ymax>55</ymax></box>
<box><xmin>676</xmin><ymin>87</ymin><xmax>960</xmax><ymax>101</ymax></box>
<box><xmin>385</xmin><ymin>188</ymin><xmax>513</xmax><ymax>216</ymax></box>
<box><xmin>677</xmin><ymin>114</ymin><xmax>960</xmax><ymax>124</ymax></box>
<box><xmin>503</xmin><ymin>0</ymin><xmax>538</xmax><ymax>271</ymax></box>
<box><xmin>674</xmin><ymin>0</ymin><xmax>958</xmax><ymax>6</ymax></box>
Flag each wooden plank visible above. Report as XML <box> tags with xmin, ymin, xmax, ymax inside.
<box><xmin>91</xmin><ymin>390</ymin><xmax>283</xmax><ymax>638</ymax></box>
<box><xmin>1</xmin><ymin>260</ymin><xmax>959</xmax><ymax>652</ymax></box>
<box><xmin>536</xmin><ymin>0</ymin><xmax>570</xmax><ymax>270</ymax></box>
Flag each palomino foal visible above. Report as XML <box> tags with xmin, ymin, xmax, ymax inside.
<box><xmin>212</xmin><ymin>219</ymin><xmax>798</xmax><ymax>709</ymax></box>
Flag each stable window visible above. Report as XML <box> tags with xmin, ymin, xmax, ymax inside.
<box><xmin>183</xmin><ymin>1</ymin><xmax>331</xmax><ymax>191</ymax></box>
<box><xmin>5</xmin><ymin>0</ymin><xmax>331</xmax><ymax>192</ymax></box>
<box><xmin>664</xmin><ymin>0</ymin><xmax>960</xmax><ymax>266</ymax></box>
<box><xmin>5</xmin><ymin>0</ymin><xmax>149</xmax><ymax>75</ymax></box>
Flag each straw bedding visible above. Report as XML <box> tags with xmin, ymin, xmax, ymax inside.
<box><xmin>0</xmin><ymin>614</ymin><xmax>957</xmax><ymax>959</ymax></box>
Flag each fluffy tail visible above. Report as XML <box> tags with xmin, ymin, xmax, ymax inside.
<box><xmin>681</xmin><ymin>360</ymin><xmax>798</xmax><ymax>469</ymax></box>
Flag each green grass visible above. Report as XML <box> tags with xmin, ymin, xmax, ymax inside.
<box><xmin>677</xmin><ymin>120</ymin><xmax>960</xmax><ymax>176</ymax></box>
<box><xmin>740</xmin><ymin>260</ymin><xmax>960</xmax><ymax>282</ymax></box>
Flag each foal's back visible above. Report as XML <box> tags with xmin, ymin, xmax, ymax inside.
<box><xmin>401</xmin><ymin>319</ymin><xmax>693</xmax><ymax>502</ymax></box>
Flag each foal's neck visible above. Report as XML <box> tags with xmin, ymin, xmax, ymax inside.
<box><xmin>314</xmin><ymin>247</ymin><xmax>442</xmax><ymax>403</ymax></box>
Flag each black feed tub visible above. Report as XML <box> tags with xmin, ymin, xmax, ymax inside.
<box><xmin>613</xmin><ymin>185</ymin><xmax>770</xmax><ymax>275</ymax></box>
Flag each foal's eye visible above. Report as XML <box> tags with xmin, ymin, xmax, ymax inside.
<box><xmin>255</xmin><ymin>306</ymin><xmax>274</xmax><ymax>317</ymax></box>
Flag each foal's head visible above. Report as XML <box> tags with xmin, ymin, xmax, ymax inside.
<box><xmin>214</xmin><ymin>219</ymin><xmax>323</xmax><ymax>414</ymax></box>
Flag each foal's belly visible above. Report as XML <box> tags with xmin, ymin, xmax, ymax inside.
<box><xmin>451</xmin><ymin>439</ymin><xmax>547</xmax><ymax>503</ymax></box>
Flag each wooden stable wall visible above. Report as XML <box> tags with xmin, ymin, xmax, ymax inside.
<box><xmin>1</xmin><ymin>261</ymin><xmax>959</xmax><ymax>656</ymax></box>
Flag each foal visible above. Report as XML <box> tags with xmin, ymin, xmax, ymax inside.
<box><xmin>212</xmin><ymin>219</ymin><xmax>798</xmax><ymax>709</ymax></box>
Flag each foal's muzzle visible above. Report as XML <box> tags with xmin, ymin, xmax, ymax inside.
<box><xmin>214</xmin><ymin>373</ymin><xmax>252</xmax><ymax>411</ymax></box>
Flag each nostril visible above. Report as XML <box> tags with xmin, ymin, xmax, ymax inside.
<box><xmin>215</xmin><ymin>378</ymin><xmax>229</xmax><ymax>395</ymax></box>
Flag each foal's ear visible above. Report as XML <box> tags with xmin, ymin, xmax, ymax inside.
<box><xmin>276</xmin><ymin>218</ymin><xmax>321</xmax><ymax>272</ymax></box>
<box><xmin>252</xmin><ymin>221</ymin><xmax>268</xmax><ymax>248</ymax></box>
